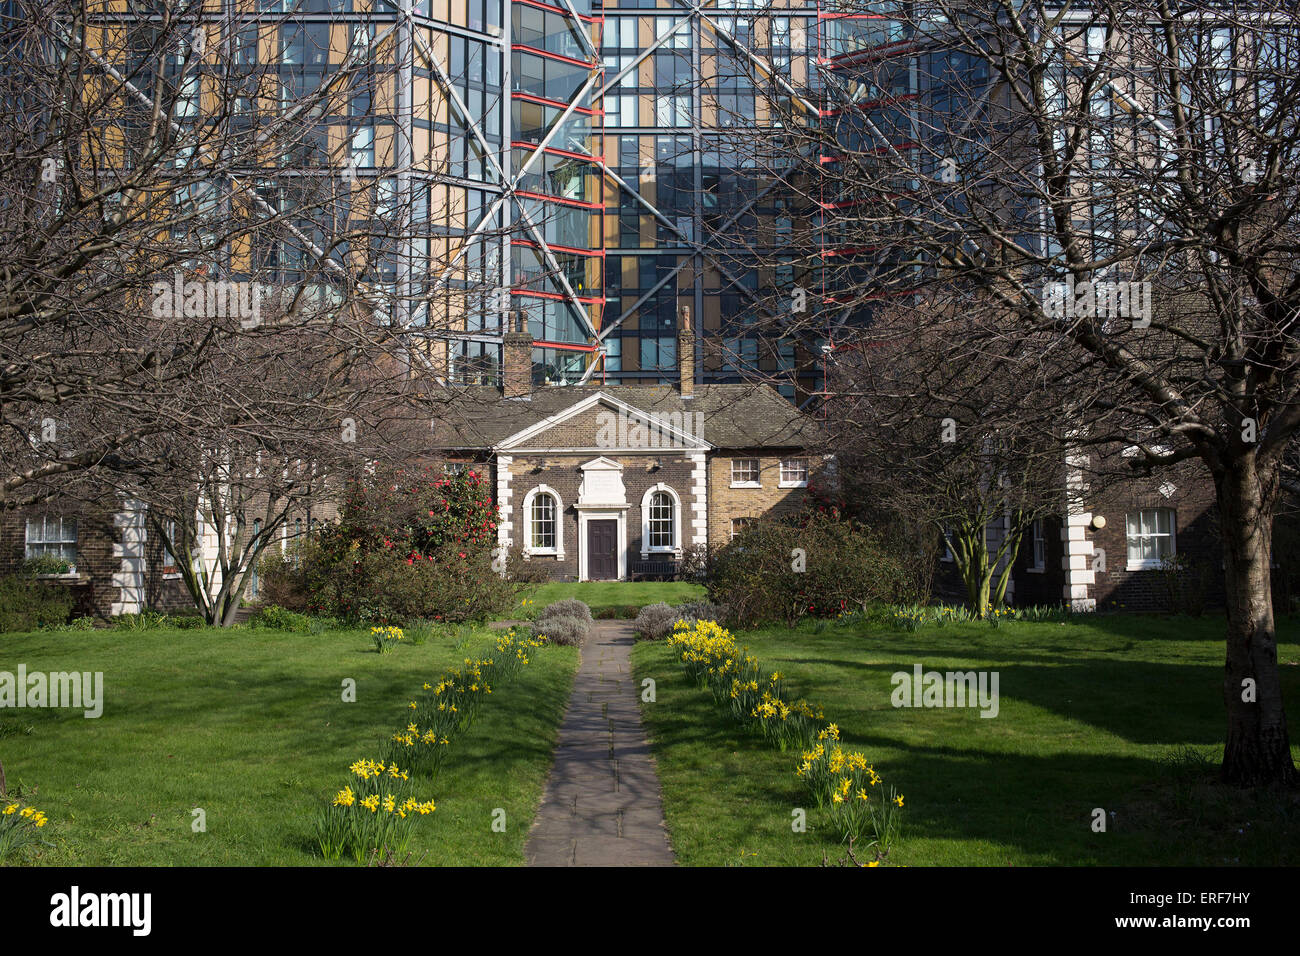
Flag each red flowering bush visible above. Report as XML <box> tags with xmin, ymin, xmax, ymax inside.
<box><xmin>266</xmin><ymin>465</ymin><xmax>523</xmax><ymax>624</ymax></box>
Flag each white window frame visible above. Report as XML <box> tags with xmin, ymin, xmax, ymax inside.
<box><xmin>779</xmin><ymin>457</ymin><xmax>809</xmax><ymax>488</ymax></box>
<box><xmin>25</xmin><ymin>514</ymin><xmax>78</xmax><ymax>574</ymax></box>
<box><xmin>640</xmin><ymin>483</ymin><xmax>682</xmax><ymax>558</ymax></box>
<box><xmin>730</xmin><ymin>517</ymin><xmax>751</xmax><ymax>541</ymax></box>
<box><xmin>161</xmin><ymin>518</ymin><xmax>181</xmax><ymax>578</ymax></box>
<box><xmin>522</xmin><ymin>485</ymin><xmax>565</xmax><ymax>558</ymax></box>
<box><xmin>730</xmin><ymin>458</ymin><xmax>761</xmax><ymax>488</ymax></box>
<box><xmin>940</xmin><ymin>525</ymin><xmax>955</xmax><ymax>563</ymax></box>
<box><xmin>1125</xmin><ymin>508</ymin><xmax>1176</xmax><ymax>570</ymax></box>
<box><xmin>1029</xmin><ymin>518</ymin><xmax>1046</xmax><ymax>572</ymax></box>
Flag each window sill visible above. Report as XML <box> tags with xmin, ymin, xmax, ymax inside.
<box><xmin>1026</xmin><ymin>567</ymin><xmax>1046</xmax><ymax>574</ymax></box>
<box><xmin>730</xmin><ymin>482</ymin><xmax>762</xmax><ymax>489</ymax></box>
<box><xmin>34</xmin><ymin>572</ymin><xmax>79</xmax><ymax>580</ymax></box>
<box><xmin>778</xmin><ymin>480</ymin><xmax>808</xmax><ymax>489</ymax></box>
<box><xmin>1125</xmin><ymin>559</ymin><xmax>1170</xmax><ymax>571</ymax></box>
<box><xmin>526</xmin><ymin>549</ymin><xmax>562</xmax><ymax>559</ymax></box>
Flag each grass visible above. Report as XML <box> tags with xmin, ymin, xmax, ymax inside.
<box><xmin>521</xmin><ymin>581</ymin><xmax>705</xmax><ymax>618</ymax></box>
<box><xmin>1</xmin><ymin>624</ymin><xmax>578</xmax><ymax>865</ymax></box>
<box><xmin>633</xmin><ymin>612</ymin><xmax>1300</xmax><ymax>866</ymax></box>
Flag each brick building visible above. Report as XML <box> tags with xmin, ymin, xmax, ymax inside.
<box><xmin>948</xmin><ymin>449</ymin><xmax>1293</xmax><ymax>615</ymax></box>
<box><xmin>0</xmin><ymin>320</ymin><xmax>825</xmax><ymax>615</ymax></box>
<box><xmin>430</xmin><ymin>317</ymin><xmax>826</xmax><ymax>580</ymax></box>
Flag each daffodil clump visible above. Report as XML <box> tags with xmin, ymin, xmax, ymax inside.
<box><xmin>371</xmin><ymin>625</ymin><xmax>405</xmax><ymax>654</ymax></box>
<box><xmin>797</xmin><ymin>724</ymin><xmax>904</xmax><ymax>853</ymax></box>
<box><xmin>317</xmin><ymin>629</ymin><xmax>550</xmax><ymax>861</ymax></box>
<box><xmin>315</xmin><ymin>758</ymin><xmax>436</xmax><ymax>862</ymax></box>
<box><xmin>0</xmin><ymin>800</ymin><xmax>52</xmax><ymax>861</ymax></box>
<box><xmin>668</xmin><ymin>619</ymin><xmax>907</xmax><ymax>861</ymax></box>
<box><xmin>668</xmin><ymin>619</ymin><xmax>823</xmax><ymax>751</ymax></box>
<box><xmin>385</xmin><ymin>630</ymin><xmax>547</xmax><ymax>777</ymax></box>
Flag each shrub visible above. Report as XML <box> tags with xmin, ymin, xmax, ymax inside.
<box><xmin>708</xmin><ymin>511</ymin><xmax>916</xmax><ymax>627</ymax></box>
<box><xmin>0</xmin><ymin>575</ymin><xmax>75</xmax><ymax>633</ymax></box>
<box><xmin>303</xmin><ymin>545</ymin><xmax>518</xmax><ymax>625</ymax></box>
<box><xmin>53</xmin><ymin>615</ymin><xmax>97</xmax><ymax>632</ymax></box>
<box><xmin>537</xmin><ymin>598</ymin><xmax>593</xmax><ymax>625</ymax></box>
<box><xmin>169</xmin><ymin>615</ymin><xmax>207</xmax><ymax>629</ymax></box>
<box><xmin>253</xmin><ymin>605</ymin><xmax>312</xmax><ymax>632</ymax></box>
<box><xmin>633</xmin><ymin>603</ymin><xmax>679</xmax><ymax>640</ymax></box>
<box><xmin>534</xmin><ymin>614</ymin><xmax>587</xmax><ymax>646</ymax></box>
<box><xmin>22</xmin><ymin>554</ymin><xmax>74</xmax><ymax>576</ymax></box>
<box><xmin>594</xmin><ymin>604</ymin><xmax>639</xmax><ymax>619</ymax></box>
<box><xmin>677</xmin><ymin>542</ymin><xmax>712</xmax><ymax>582</ymax></box>
<box><xmin>256</xmin><ymin>546</ymin><xmax>312</xmax><ymax>613</ymax></box>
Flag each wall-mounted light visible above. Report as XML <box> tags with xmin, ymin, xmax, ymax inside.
<box><xmin>1091</xmin><ymin>515</ymin><xmax>1107</xmax><ymax>530</ymax></box>
<box><xmin>648</xmin><ymin>458</ymin><xmax>662</xmax><ymax>472</ymax></box>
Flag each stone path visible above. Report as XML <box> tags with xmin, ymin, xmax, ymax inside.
<box><xmin>524</xmin><ymin>620</ymin><xmax>675</xmax><ymax>866</ymax></box>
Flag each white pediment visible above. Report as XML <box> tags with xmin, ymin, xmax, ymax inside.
<box><xmin>495</xmin><ymin>391</ymin><xmax>712</xmax><ymax>453</ymax></box>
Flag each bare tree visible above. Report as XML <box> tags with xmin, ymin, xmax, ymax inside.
<box><xmin>717</xmin><ymin>0</ymin><xmax>1300</xmax><ymax>785</ymax></box>
<box><xmin>0</xmin><ymin>0</ymin><xmax>484</xmax><ymax>507</ymax></box>
<box><xmin>829</xmin><ymin>297</ymin><xmax>1069</xmax><ymax>615</ymax></box>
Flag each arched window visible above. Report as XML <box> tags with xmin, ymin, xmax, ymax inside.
<box><xmin>531</xmin><ymin>493</ymin><xmax>556</xmax><ymax>550</ymax></box>
<box><xmin>640</xmin><ymin>483</ymin><xmax>682</xmax><ymax>557</ymax></box>
<box><xmin>648</xmin><ymin>491</ymin><xmax>674</xmax><ymax>549</ymax></box>
<box><xmin>522</xmin><ymin>485</ymin><xmax>565</xmax><ymax>557</ymax></box>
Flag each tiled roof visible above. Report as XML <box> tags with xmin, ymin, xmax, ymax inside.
<box><xmin>426</xmin><ymin>383</ymin><xmax>821</xmax><ymax>451</ymax></box>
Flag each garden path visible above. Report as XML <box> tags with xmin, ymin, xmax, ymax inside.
<box><xmin>524</xmin><ymin>620</ymin><xmax>675</xmax><ymax>866</ymax></box>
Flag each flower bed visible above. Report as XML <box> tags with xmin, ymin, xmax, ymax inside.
<box><xmin>666</xmin><ymin>619</ymin><xmax>905</xmax><ymax>860</ymax></box>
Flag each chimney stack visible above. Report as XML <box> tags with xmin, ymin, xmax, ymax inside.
<box><xmin>678</xmin><ymin>305</ymin><xmax>695</xmax><ymax>399</ymax></box>
<box><xmin>503</xmin><ymin>308</ymin><xmax>533</xmax><ymax>399</ymax></box>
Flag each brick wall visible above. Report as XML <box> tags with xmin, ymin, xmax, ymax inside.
<box><xmin>706</xmin><ymin>451</ymin><xmax>816</xmax><ymax>550</ymax></box>
<box><xmin>1084</xmin><ymin>461</ymin><xmax>1228</xmax><ymax>612</ymax></box>
<box><xmin>0</xmin><ymin>497</ymin><xmax>196</xmax><ymax>621</ymax></box>
<box><xmin>505</xmin><ymin>452</ymin><xmax>696</xmax><ymax>580</ymax></box>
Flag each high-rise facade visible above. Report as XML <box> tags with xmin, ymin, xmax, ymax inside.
<box><xmin>114</xmin><ymin>1</ymin><xmax>894</xmax><ymax>401</ymax></box>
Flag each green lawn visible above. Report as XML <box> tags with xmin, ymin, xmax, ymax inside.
<box><xmin>1</xmin><ymin>626</ymin><xmax>578</xmax><ymax>865</ymax></box>
<box><xmin>633</xmin><ymin>613</ymin><xmax>1300</xmax><ymax>866</ymax></box>
<box><xmin>523</xmin><ymin>581</ymin><xmax>705</xmax><ymax>617</ymax></box>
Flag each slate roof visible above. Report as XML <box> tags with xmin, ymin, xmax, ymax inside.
<box><xmin>426</xmin><ymin>383</ymin><xmax>822</xmax><ymax>451</ymax></box>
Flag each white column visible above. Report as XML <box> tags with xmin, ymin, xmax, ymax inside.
<box><xmin>688</xmin><ymin>452</ymin><xmax>708</xmax><ymax>546</ymax></box>
<box><xmin>111</xmin><ymin>499</ymin><xmax>147</xmax><ymax>616</ymax></box>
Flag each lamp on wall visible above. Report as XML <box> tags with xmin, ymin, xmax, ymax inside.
<box><xmin>1091</xmin><ymin>515</ymin><xmax>1107</xmax><ymax>530</ymax></box>
<box><xmin>648</xmin><ymin>458</ymin><xmax>662</xmax><ymax>472</ymax></box>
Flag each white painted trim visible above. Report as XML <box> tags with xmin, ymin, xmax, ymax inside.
<box><xmin>577</xmin><ymin>507</ymin><xmax>627</xmax><ymax>581</ymax></box>
<box><xmin>521</xmin><ymin>484</ymin><xmax>566</xmax><ymax>559</ymax></box>
<box><xmin>640</xmin><ymin>482</ymin><xmax>683</xmax><ymax>560</ymax></box>
<box><xmin>496</xmin><ymin>455</ymin><xmax>514</xmax><ymax>553</ymax></box>
<box><xmin>1061</xmin><ymin>445</ymin><xmax>1097</xmax><ymax>611</ymax></box>
<box><xmin>689</xmin><ymin>451</ymin><xmax>708</xmax><ymax>546</ymax></box>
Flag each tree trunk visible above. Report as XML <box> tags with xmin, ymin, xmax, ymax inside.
<box><xmin>1216</xmin><ymin>456</ymin><xmax>1296</xmax><ymax>787</ymax></box>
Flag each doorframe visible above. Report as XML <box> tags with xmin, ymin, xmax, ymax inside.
<box><xmin>577</xmin><ymin>506</ymin><xmax>627</xmax><ymax>581</ymax></box>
